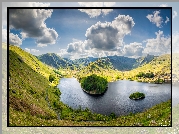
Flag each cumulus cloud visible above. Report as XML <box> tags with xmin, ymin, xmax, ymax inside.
<box><xmin>9</xmin><ymin>9</ymin><xmax>58</xmax><ymax>47</ymax></box>
<box><xmin>2</xmin><ymin>26</ymin><xmax>7</xmax><ymax>43</ymax></box>
<box><xmin>172</xmin><ymin>32</ymin><xmax>179</xmax><ymax>53</ymax></box>
<box><xmin>2</xmin><ymin>2</ymin><xmax>50</xmax><ymax>27</ymax></box>
<box><xmin>123</xmin><ymin>42</ymin><xmax>144</xmax><ymax>57</ymax></box>
<box><xmin>146</xmin><ymin>11</ymin><xmax>163</xmax><ymax>28</ymax></box>
<box><xmin>78</xmin><ymin>2</ymin><xmax>115</xmax><ymax>18</ymax></box>
<box><xmin>173</xmin><ymin>11</ymin><xmax>178</xmax><ymax>19</ymax></box>
<box><xmin>9</xmin><ymin>33</ymin><xmax>22</xmax><ymax>46</ymax></box>
<box><xmin>78</xmin><ymin>9</ymin><xmax>102</xmax><ymax>18</ymax></box>
<box><xmin>143</xmin><ymin>30</ymin><xmax>171</xmax><ymax>55</ymax></box>
<box><xmin>85</xmin><ymin>15</ymin><xmax>135</xmax><ymax>51</ymax></box>
<box><xmin>67</xmin><ymin>41</ymin><xmax>86</xmax><ymax>53</ymax></box>
<box><xmin>58</xmin><ymin>14</ymin><xmax>135</xmax><ymax>59</ymax></box>
<box><xmin>165</xmin><ymin>16</ymin><xmax>170</xmax><ymax>23</ymax></box>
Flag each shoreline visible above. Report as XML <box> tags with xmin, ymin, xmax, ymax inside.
<box><xmin>81</xmin><ymin>86</ymin><xmax>108</xmax><ymax>96</ymax></box>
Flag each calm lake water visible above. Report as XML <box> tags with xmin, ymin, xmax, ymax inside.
<box><xmin>58</xmin><ymin>78</ymin><xmax>171</xmax><ymax>116</ymax></box>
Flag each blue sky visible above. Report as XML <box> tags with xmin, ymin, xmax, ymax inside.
<box><xmin>2</xmin><ymin>2</ymin><xmax>178</xmax><ymax>59</ymax></box>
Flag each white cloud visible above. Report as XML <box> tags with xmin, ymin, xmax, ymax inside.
<box><xmin>9</xmin><ymin>33</ymin><xmax>22</xmax><ymax>46</ymax></box>
<box><xmin>67</xmin><ymin>41</ymin><xmax>86</xmax><ymax>53</ymax></box>
<box><xmin>78</xmin><ymin>9</ymin><xmax>102</xmax><ymax>18</ymax></box>
<box><xmin>58</xmin><ymin>14</ymin><xmax>135</xmax><ymax>59</ymax></box>
<box><xmin>143</xmin><ymin>30</ymin><xmax>171</xmax><ymax>55</ymax></box>
<box><xmin>123</xmin><ymin>42</ymin><xmax>144</xmax><ymax>57</ymax></box>
<box><xmin>9</xmin><ymin>8</ymin><xmax>58</xmax><ymax>47</ymax></box>
<box><xmin>25</xmin><ymin>48</ymin><xmax>40</xmax><ymax>53</ymax></box>
<box><xmin>2</xmin><ymin>2</ymin><xmax>51</xmax><ymax>46</ymax></box>
<box><xmin>25</xmin><ymin>48</ymin><xmax>31</xmax><ymax>53</ymax></box>
<box><xmin>172</xmin><ymin>32</ymin><xmax>179</xmax><ymax>53</ymax></box>
<box><xmin>165</xmin><ymin>16</ymin><xmax>170</xmax><ymax>23</ymax></box>
<box><xmin>2</xmin><ymin>2</ymin><xmax>50</xmax><ymax>27</ymax></box>
<box><xmin>2</xmin><ymin>26</ymin><xmax>7</xmax><ymax>43</ymax></box>
<box><xmin>146</xmin><ymin>11</ymin><xmax>163</xmax><ymax>28</ymax></box>
<box><xmin>173</xmin><ymin>11</ymin><xmax>178</xmax><ymax>19</ymax></box>
<box><xmin>85</xmin><ymin>15</ymin><xmax>135</xmax><ymax>51</ymax></box>
<box><xmin>78</xmin><ymin>2</ymin><xmax>116</xmax><ymax>18</ymax></box>
<box><xmin>159</xmin><ymin>4</ymin><xmax>168</xmax><ymax>7</ymax></box>
<box><xmin>31</xmin><ymin>49</ymin><xmax>40</xmax><ymax>53</ymax></box>
<box><xmin>102</xmin><ymin>9</ymin><xmax>113</xmax><ymax>15</ymax></box>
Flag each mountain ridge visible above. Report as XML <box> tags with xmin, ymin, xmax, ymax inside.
<box><xmin>37</xmin><ymin>53</ymin><xmax>156</xmax><ymax>71</ymax></box>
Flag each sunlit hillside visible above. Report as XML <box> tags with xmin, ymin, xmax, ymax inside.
<box><xmin>121</xmin><ymin>54</ymin><xmax>171</xmax><ymax>83</ymax></box>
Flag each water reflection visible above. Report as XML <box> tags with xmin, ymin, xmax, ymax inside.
<box><xmin>58</xmin><ymin>78</ymin><xmax>171</xmax><ymax>116</ymax></box>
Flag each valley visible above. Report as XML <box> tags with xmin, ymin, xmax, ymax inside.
<box><xmin>7</xmin><ymin>44</ymin><xmax>173</xmax><ymax>126</ymax></box>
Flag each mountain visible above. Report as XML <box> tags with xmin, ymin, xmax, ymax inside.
<box><xmin>134</xmin><ymin>54</ymin><xmax>155</xmax><ymax>68</ymax></box>
<box><xmin>106</xmin><ymin>55</ymin><xmax>137</xmax><ymax>71</ymax></box>
<box><xmin>37</xmin><ymin>53</ymin><xmax>68</xmax><ymax>69</ymax></box>
<box><xmin>37</xmin><ymin>53</ymin><xmax>155</xmax><ymax>71</ymax></box>
<box><xmin>74</xmin><ymin>58</ymin><xmax>120</xmax><ymax>82</ymax></box>
<box><xmin>72</xmin><ymin>57</ymin><xmax>98</xmax><ymax>67</ymax></box>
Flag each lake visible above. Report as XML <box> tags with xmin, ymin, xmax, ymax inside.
<box><xmin>57</xmin><ymin>78</ymin><xmax>171</xmax><ymax>116</ymax></box>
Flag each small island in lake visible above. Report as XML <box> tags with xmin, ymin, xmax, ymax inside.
<box><xmin>79</xmin><ymin>74</ymin><xmax>108</xmax><ymax>95</ymax></box>
<box><xmin>129</xmin><ymin>92</ymin><xmax>145</xmax><ymax>100</ymax></box>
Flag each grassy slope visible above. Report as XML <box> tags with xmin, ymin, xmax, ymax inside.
<box><xmin>9</xmin><ymin>45</ymin><xmax>61</xmax><ymax>126</ymax></box>
<box><xmin>73</xmin><ymin>58</ymin><xmax>121</xmax><ymax>82</ymax></box>
<box><xmin>71</xmin><ymin>54</ymin><xmax>171</xmax><ymax>83</ymax></box>
<box><xmin>9</xmin><ymin>45</ymin><xmax>171</xmax><ymax>126</ymax></box>
<box><xmin>121</xmin><ymin>54</ymin><xmax>171</xmax><ymax>83</ymax></box>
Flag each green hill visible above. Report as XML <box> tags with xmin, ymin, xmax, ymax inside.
<box><xmin>37</xmin><ymin>53</ymin><xmax>68</xmax><ymax>69</ymax></box>
<box><xmin>74</xmin><ymin>58</ymin><xmax>121</xmax><ymax>82</ymax></box>
<box><xmin>9</xmin><ymin>45</ymin><xmax>62</xmax><ymax>125</ymax></box>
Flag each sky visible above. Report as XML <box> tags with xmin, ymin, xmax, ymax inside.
<box><xmin>2</xmin><ymin>2</ymin><xmax>179</xmax><ymax>60</ymax></box>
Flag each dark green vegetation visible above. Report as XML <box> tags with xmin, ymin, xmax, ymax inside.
<box><xmin>129</xmin><ymin>92</ymin><xmax>145</xmax><ymax>100</ymax></box>
<box><xmin>8</xmin><ymin>44</ymin><xmax>171</xmax><ymax>126</ymax></box>
<box><xmin>136</xmin><ymin>72</ymin><xmax>154</xmax><ymax>78</ymax></box>
<box><xmin>80</xmin><ymin>74</ymin><xmax>108</xmax><ymax>95</ymax></box>
<box><xmin>49</xmin><ymin>74</ymin><xmax>56</xmax><ymax>83</ymax></box>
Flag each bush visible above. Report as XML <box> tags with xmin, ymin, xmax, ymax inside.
<box><xmin>129</xmin><ymin>92</ymin><xmax>145</xmax><ymax>100</ymax></box>
<box><xmin>49</xmin><ymin>74</ymin><xmax>55</xmax><ymax>83</ymax></box>
<box><xmin>136</xmin><ymin>72</ymin><xmax>154</xmax><ymax>78</ymax></box>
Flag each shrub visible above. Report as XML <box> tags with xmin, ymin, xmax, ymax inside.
<box><xmin>129</xmin><ymin>92</ymin><xmax>145</xmax><ymax>100</ymax></box>
<box><xmin>49</xmin><ymin>74</ymin><xmax>55</xmax><ymax>83</ymax></box>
